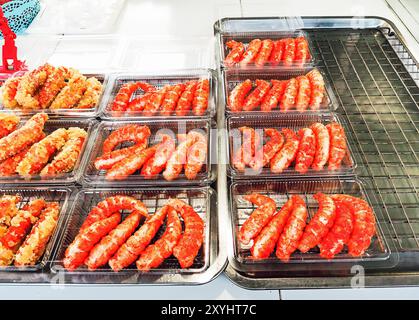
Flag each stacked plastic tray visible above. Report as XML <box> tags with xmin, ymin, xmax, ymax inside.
<box><xmin>216</xmin><ymin>26</ymin><xmax>397</xmax><ymax>279</ymax></box>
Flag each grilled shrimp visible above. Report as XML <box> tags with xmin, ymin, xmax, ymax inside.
<box><xmin>295</xmin><ymin>75</ymin><xmax>311</xmax><ymax>112</ymax></box>
<box><xmin>280</xmin><ymin>78</ymin><xmax>298</xmax><ymax>111</ymax></box>
<box><xmin>16</xmin><ymin>128</ymin><xmax>68</xmax><ymax>177</ymax></box>
<box><xmin>49</xmin><ymin>72</ymin><xmax>87</xmax><ymax>109</ymax></box>
<box><xmin>80</xmin><ymin>195</ymin><xmax>148</xmax><ymax>232</ymax></box>
<box><xmin>136</xmin><ymin>205</ymin><xmax>182</xmax><ymax>271</ymax></box>
<box><xmin>38</xmin><ymin>66</ymin><xmax>69</xmax><ymax>109</ymax></box>
<box><xmin>0</xmin><ymin>195</ymin><xmax>21</xmax><ymax>226</ymax></box>
<box><xmin>1</xmin><ymin>77</ymin><xmax>22</xmax><ymax>109</ymax></box>
<box><xmin>242</xmin><ymin>79</ymin><xmax>271</xmax><ymax>111</ymax></box>
<box><xmin>111</xmin><ymin>82</ymin><xmax>153</xmax><ymax>111</ymax></box>
<box><xmin>326</xmin><ymin>123</ymin><xmax>347</xmax><ymax>170</ymax></box>
<box><xmin>270</xmin><ymin>128</ymin><xmax>299</xmax><ymax>173</ymax></box>
<box><xmin>228</xmin><ymin>79</ymin><xmax>252</xmax><ymax>112</ymax></box>
<box><xmin>310</xmin><ymin>122</ymin><xmax>330</xmax><ymax>171</ymax></box>
<box><xmin>224</xmin><ymin>40</ymin><xmax>245</xmax><ymax>67</ymax></box>
<box><xmin>298</xmin><ymin>193</ymin><xmax>336</xmax><ymax>253</ymax></box>
<box><xmin>282</xmin><ymin>38</ymin><xmax>296</xmax><ymax>66</ymax></box>
<box><xmin>0</xmin><ymin>113</ymin><xmax>20</xmax><ymax>138</ymax></box>
<box><xmin>295</xmin><ymin>128</ymin><xmax>316</xmax><ymax>174</ymax></box>
<box><xmin>249</xmin><ymin>128</ymin><xmax>284</xmax><ymax>171</ymax></box>
<box><xmin>306</xmin><ymin>69</ymin><xmax>325</xmax><ymax>110</ymax></box>
<box><xmin>169</xmin><ymin>199</ymin><xmax>205</xmax><ymax>269</ymax></box>
<box><xmin>14</xmin><ymin>202</ymin><xmax>59</xmax><ymax>266</ymax></box>
<box><xmin>240</xmin><ymin>39</ymin><xmax>262</xmax><ymax>66</ymax></box>
<box><xmin>94</xmin><ymin>142</ymin><xmax>147</xmax><ymax>171</ymax></box>
<box><xmin>0</xmin><ymin>113</ymin><xmax>48</xmax><ymax>162</ymax></box>
<box><xmin>15</xmin><ymin>64</ymin><xmax>51</xmax><ymax>109</ymax></box>
<box><xmin>76</xmin><ymin>77</ymin><xmax>103</xmax><ymax>109</ymax></box>
<box><xmin>254</xmin><ymin>39</ymin><xmax>274</xmax><ymax>67</ymax></box>
<box><xmin>251</xmin><ymin>197</ymin><xmax>294</xmax><ymax>259</ymax></box>
<box><xmin>232</xmin><ymin>126</ymin><xmax>261</xmax><ymax>171</ymax></box>
<box><xmin>276</xmin><ymin>195</ymin><xmax>307</xmax><ymax>262</ymax></box>
<box><xmin>192</xmin><ymin>79</ymin><xmax>210</xmax><ymax>116</ymax></box>
<box><xmin>40</xmin><ymin>128</ymin><xmax>87</xmax><ymax>177</ymax></box>
<box><xmin>127</xmin><ymin>92</ymin><xmax>153</xmax><ymax>112</ymax></box>
<box><xmin>185</xmin><ymin>132</ymin><xmax>207</xmax><ymax>180</ymax></box>
<box><xmin>102</xmin><ymin>124</ymin><xmax>151</xmax><ymax>154</ymax></box>
<box><xmin>176</xmin><ymin>81</ymin><xmax>197</xmax><ymax>116</ymax></box>
<box><xmin>295</xmin><ymin>37</ymin><xmax>311</xmax><ymax>63</ymax></box>
<box><xmin>260</xmin><ymin>80</ymin><xmax>287</xmax><ymax>112</ymax></box>
<box><xmin>63</xmin><ymin>213</ymin><xmax>121</xmax><ymax>270</ymax></box>
<box><xmin>269</xmin><ymin>39</ymin><xmax>286</xmax><ymax>65</ymax></box>
<box><xmin>142</xmin><ymin>85</ymin><xmax>169</xmax><ymax>116</ymax></box>
<box><xmin>331</xmin><ymin>195</ymin><xmax>376</xmax><ymax>257</ymax></box>
<box><xmin>108</xmin><ymin>205</ymin><xmax>168</xmax><ymax>271</ymax></box>
<box><xmin>160</xmin><ymin>83</ymin><xmax>186</xmax><ymax>116</ymax></box>
<box><xmin>141</xmin><ymin>134</ymin><xmax>175</xmax><ymax>178</ymax></box>
<box><xmin>238</xmin><ymin>194</ymin><xmax>277</xmax><ymax>245</ymax></box>
<box><xmin>319</xmin><ymin>201</ymin><xmax>354</xmax><ymax>259</ymax></box>
<box><xmin>85</xmin><ymin>210</ymin><xmax>143</xmax><ymax>270</ymax></box>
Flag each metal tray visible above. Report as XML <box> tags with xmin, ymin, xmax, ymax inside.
<box><xmin>100</xmin><ymin>69</ymin><xmax>217</xmax><ymax>120</ymax></box>
<box><xmin>226</xmin><ymin>112</ymin><xmax>356</xmax><ymax>178</ymax></box>
<box><xmin>228</xmin><ymin>178</ymin><xmax>392</xmax><ymax>274</ymax></box>
<box><xmin>80</xmin><ymin>119</ymin><xmax>216</xmax><ymax>186</ymax></box>
<box><xmin>50</xmin><ymin>187</ymin><xmax>223</xmax><ymax>285</ymax></box>
<box><xmin>0</xmin><ymin>73</ymin><xmax>108</xmax><ymax>118</ymax></box>
<box><xmin>222</xmin><ymin>66</ymin><xmax>337</xmax><ymax>115</ymax></box>
<box><xmin>0</xmin><ymin>119</ymin><xmax>97</xmax><ymax>185</ymax></box>
<box><xmin>0</xmin><ymin>187</ymin><xmax>72</xmax><ymax>272</ymax></box>
<box><xmin>219</xmin><ymin>30</ymin><xmax>315</xmax><ymax>69</ymax></box>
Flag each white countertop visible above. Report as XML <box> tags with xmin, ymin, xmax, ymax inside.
<box><xmin>2</xmin><ymin>0</ymin><xmax>419</xmax><ymax>300</ymax></box>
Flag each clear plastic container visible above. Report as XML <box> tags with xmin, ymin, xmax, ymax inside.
<box><xmin>51</xmin><ymin>187</ymin><xmax>215</xmax><ymax>277</ymax></box>
<box><xmin>228</xmin><ymin>178</ymin><xmax>393</xmax><ymax>273</ymax></box>
<box><xmin>226</xmin><ymin>113</ymin><xmax>356</xmax><ymax>179</ymax></box>
<box><xmin>100</xmin><ymin>69</ymin><xmax>217</xmax><ymax>120</ymax></box>
<box><xmin>80</xmin><ymin>119</ymin><xmax>216</xmax><ymax>186</ymax></box>
<box><xmin>0</xmin><ymin>186</ymin><xmax>73</xmax><ymax>272</ymax></box>
<box><xmin>219</xmin><ymin>30</ymin><xmax>315</xmax><ymax>69</ymax></box>
<box><xmin>0</xmin><ymin>119</ymin><xmax>97</xmax><ymax>185</ymax></box>
<box><xmin>222</xmin><ymin>66</ymin><xmax>338</xmax><ymax>115</ymax></box>
<box><xmin>0</xmin><ymin>72</ymin><xmax>108</xmax><ymax>118</ymax></box>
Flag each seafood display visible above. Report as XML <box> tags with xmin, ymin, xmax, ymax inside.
<box><xmin>93</xmin><ymin>124</ymin><xmax>208</xmax><ymax>182</ymax></box>
<box><xmin>238</xmin><ymin>193</ymin><xmax>376</xmax><ymax>261</ymax></box>
<box><xmin>224</xmin><ymin>36</ymin><xmax>311</xmax><ymax>67</ymax></box>
<box><xmin>0</xmin><ymin>63</ymin><xmax>103</xmax><ymax>110</ymax></box>
<box><xmin>227</xmin><ymin>69</ymin><xmax>326</xmax><ymax>112</ymax></box>
<box><xmin>0</xmin><ymin>196</ymin><xmax>60</xmax><ymax>266</ymax></box>
<box><xmin>109</xmin><ymin>79</ymin><xmax>210</xmax><ymax>117</ymax></box>
<box><xmin>63</xmin><ymin>196</ymin><xmax>204</xmax><ymax>271</ymax></box>
<box><xmin>0</xmin><ymin>113</ymin><xmax>88</xmax><ymax>179</ymax></box>
<box><xmin>230</xmin><ymin>122</ymin><xmax>349</xmax><ymax>174</ymax></box>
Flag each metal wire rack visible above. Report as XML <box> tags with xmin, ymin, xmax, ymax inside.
<box><xmin>309</xmin><ymin>28</ymin><xmax>419</xmax><ymax>252</ymax></box>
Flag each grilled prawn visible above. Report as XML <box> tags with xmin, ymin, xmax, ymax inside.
<box><xmin>185</xmin><ymin>131</ymin><xmax>207</xmax><ymax>180</ymax></box>
<box><xmin>94</xmin><ymin>142</ymin><xmax>147</xmax><ymax>171</ymax></box>
<box><xmin>260</xmin><ymin>80</ymin><xmax>287</xmax><ymax>112</ymax></box>
<box><xmin>102</xmin><ymin>124</ymin><xmax>151</xmax><ymax>154</ymax></box>
<box><xmin>306</xmin><ymin>69</ymin><xmax>325</xmax><ymax>110</ymax></box>
<box><xmin>142</xmin><ymin>85</ymin><xmax>169</xmax><ymax>116</ymax></box>
<box><xmin>254</xmin><ymin>39</ymin><xmax>274</xmax><ymax>67</ymax></box>
<box><xmin>242</xmin><ymin>79</ymin><xmax>271</xmax><ymax>111</ymax></box>
<box><xmin>310</xmin><ymin>122</ymin><xmax>330</xmax><ymax>171</ymax></box>
<box><xmin>111</xmin><ymin>82</ymin><xmax>154</xmax><ymax>111</ymax></box>
<box><xmin>228</xmin><ymin>79</ymin><xmax>252</xmax><ymax>112</ymax></box>
<box><xmin>326</xmin><ymin>123</ymin><xmax>347</xmax><ymax>170</ymax></box>
<box><xmin>240</xmin><ymin>39</ymin><xmax>262</xmax><ymax>66</ymax></box>
<box><xmin>238</xmin><ymin>194</ymin><xmax>277</xmax><ymax>245</ymax></box>
<box><xmin>192</xmin><ymin>79</ymin><xmax>210</xmax><ymax>116</ymax></box>
<box><xmin>0</xmin><ymin>195</ymin><xmax>21</xmax><ymax>226</ymax></box>
<box><xmin>269</xmin><ymin>39</ymin><xmax>286</xmax><ymax>65</ymax></box>
<box><xmin>295</xmin><ymin>76</ymin><xmax>311</xmax><ymax>112</ymax></box>
<box><xmin>249</xmin><ymin>128</ymin><xmax>284</xmax><ymax>171</ymax></box>
<box><xmin>232</xmin><ymin>126</ymin><xmax>261</xmax><ymax>172</ymax></box>
<box><xmin>270</xmin><ymin>128</ymin><xmax>299</xmax><ymax>173</ymax></box>
<box><xmin>280</xmin><ymin>78</ymin><xmax>298</xmax><ymax>111</ymax></box>
<box><xmin>282</xmin><ymin>38</ymin><xmax>296</xmax><ymax>66</ymax></box>
<box><xmin>298</xmin><ymin>193</ymin><xmax>336</xmax><ymax>253</ymax></box>
<box><xmin>160</xmin><ymin>83</ymin><xmax>186</xmax><ymax>116</ymax></box>
<box><xmin>224</xmin><ymin>40</ymin><xmax>245</xmax><ymax>67</ymax></box>
<box><xmin>141</xmin><ymin>134</ymin><xmax>175</xmax><ymax>178</ymax></box>
<box><xmin>176</xmin><ymin>81</ymin><xmax>197</xmax><ymax>116</ymax></box>
<box><xmin>295</xmin><ymin>128</ymin><xmax>316</xmax><ymax>174</ymax></box>
<box><xmin>295</xmin><ymin>37</ymin><xmax>310</xmax><ymax>63</ymax></box>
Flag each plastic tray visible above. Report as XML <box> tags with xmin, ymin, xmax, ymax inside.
<box><xmin>100</xmin><ymin>69</ymin><xmax>217</xmax><ymax>120</ymax></box>
<box><xmin>0</xmin><ymin>119</ymin><xmax>97</xmax><ymax>185</ymax></box>
<box><xmin>219</xmin><ymin>30</ymin><xmax>315</xmax><ymax>69</ymax></box>
<box><xmin>51</xmin><ymin>187</ymin><xmax>214</xmax><ymax>276</ymax></box>
<box><xmin>0</xmin><ymin>186</ymin><xmax>72</xmax><ymax>272</ymax></box>
<box><xmin>80</xmin><ymin>119</ymin><xmax>216</xmax><ymax>186</ymax></box>
<box><xmin>226</xmin><ymin>113</ymin><xmax>356</xmax><ymax>179</ymax></box>
<box><xmin>222</xmin><ymin>66</ymin><xmax>338</xmax><ymax>115</ymax></box>
<box><xmin>228</xmin><ymin>178</ymin><xmax>392</xmax><ymax>273</ymax></box>
<box><xmin>0</xmin><ymin>73</ymin><xmax>108</xmax><ymax>118</ymax></box>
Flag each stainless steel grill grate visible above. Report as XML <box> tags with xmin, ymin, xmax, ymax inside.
<box><xmin>309</xmin><ymin>28</ymin><xmax>419</xmax><ymax>252</ymax></box>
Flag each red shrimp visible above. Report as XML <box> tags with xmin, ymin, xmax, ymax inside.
<box><xmin>238</xmin><ymin>194</ymin><xmax>277</xmax><ymax>245</ymax></box>
<box><xmin>141</xmin><ymin>134</ymin><xmax>175</xmax><ymax>178</ymax></box>
<box><xmin>282</xmin><ymin>38</ymin><xmax>296</xmax><ymax>65</ymax></box>
<box><xmin>192</xmin><ymin>79</ymin><xmax>210</xmax><ymax>116</ymax></box>
<box><xmin>295</xmin><ymin>128</ymin><xmax>316</xmax><ymax>174</ymax></box>
<box><xmin>306</xmin><ymin>69</ymin><xmax>325</xmax><ymax>110</ymax></box>
<box><xmin>310</xmin><ymin>122</ymin><xmax>330</xmax><ymax>171</ymax></box>
<box><xmin>160</xmin><ymin>83</ymin><xmax>186</xmax><ymax>116</ymax></box>
<box><xmin>251</xmin><ymin>197</ymin><xmax>294</xmax><ymax>259</ymax></box>
<box><xmin>176</xmin><ymin>81</ymin><xmax>197</xmax><ymax>116</ymax></box>
<box><xmin>127</xmin><ymin>92</ymin><xmax>154</xmax><ymax>112</ymax></box>
<box><xmin>224</xmin><ymin>40</ymin><xmax>245</xmax><ymax>67</ymax></box>
<box><xmin>269</xmin><ymin>39</ymin><xmax>286</xmax><ymax>65</ymax></box>
<box><xmin>228</xmin><ymin>79</ymin><xmax>253</xmax><ymax>112</ymax></box>
<box><xmin>94</xmin><ymin>142</ymin><xmax>147</xmax><ymax>171</ymax></box>
<box><xmin>102</xmin><ymin>124</ymin><xmax>151</xmax><ymax>154</ymax></box>
<box><xmin>142</xmin><ymin>86</ymin><xmax>169</xmax><ymax>116</ymax></box>
<box><xmin>326</xmin><ymin>123</ymin><xmax>347</xmax><ymax>170</ymax></box>
<box><xmin>280</xmin><ymin>78</ymin><xmax>298</xmax><ymax>111</ymax></box>
<box><xmin>242</xmin><ymin>79</ymin><xmax>271</xmax><ymax>111</ymax></box>
<box><xmin>185</xmin><ymin>132</ymin><xmax>207</xmax><ymax>180</ymax></box>
<box><xmin>276</xmin><ymin>196</ymin><xmax>307</xmax><ymax>262</ymax></box>
<box><xmin>249</xmin><ymin>128</ymin><xmax>284</xmax><ymax>171</ymax></box>
<box><xmin>295</xmin><ymin>75</ymin><xmax>311</xmax><ymax>112</ymax></box>
<box><xmin>260</xmin><ymin>80</ymin><xmax>287</xmax><ymax>112</ymax></box>
<box><xmin>298</xmin><ymin>193</ymin><xmax>336</xmax><ymax>253</ymax></box>
<box><xmin>240</xmin><ymin>39</ymin><xmax>262</xmax><ymax>66</ymax></box>
<box><xmin>295</xmin><ymin>37</ymin><xmax>311</xmax><ymax>63</ymax></box>
<box><xmin>270</xmin><ymin>128</ymin><xmax>299</xmax><ymax>173</ymax></box>
<box><xmin>254</xmin><ymin>39</ymin><xmax>274</xmax><ymax>67</ymax></box>
<box><xmin>331</xmin><ymin>195</ymin><xmax>376</xmax><ymax>257</ymax></box>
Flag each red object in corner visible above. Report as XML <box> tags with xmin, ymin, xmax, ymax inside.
<box><xmin>0</xmin><ymin>5</ymin><xmax>26</xmax><ymax>75</ymax></box>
